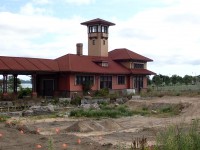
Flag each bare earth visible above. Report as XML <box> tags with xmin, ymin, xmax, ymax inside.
<box><xmin>0</xmin><ymin>96</ymin><xmax>200</xmax><ymax>150</ymax></box>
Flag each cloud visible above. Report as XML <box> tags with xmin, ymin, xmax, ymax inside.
<box><xmin>19</xmin><ymin>3</ymin><xmax>48</xmax><ymax>15</ymax></box>
<box><xmin>62</xmin><ymin>0</ymin><xmax>95</xmax><ymax>5</ymax></box>
<box><xmin>0</xmin><ymin>12</ymin><xmax>86</xmax><ymax>58</ymax></box>
<box><xmin>32</xmin><ymin>0</ymin><xmax>51</xmax><ymax>5</ymax></box>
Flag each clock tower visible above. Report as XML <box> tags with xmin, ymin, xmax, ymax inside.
<box><xmin>81</xmin><ymin>18</ymin><xmax>115</xmax><ymax>57</ymax></box>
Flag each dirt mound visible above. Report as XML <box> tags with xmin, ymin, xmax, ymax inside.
<box><xmin>100</xmin><ymin>119</ymin><xmax>122</xmax><ymax>131</ymax></box>
<box><xmin>125</xmin><ymin>100</ymin><xmax>149</xmax><ymax>110</ymax></box>
<box><xmin>66</xmin><ymin>120</ymin><xmax>104</xmax><ymax>132</ymax></box>
<box><xmin>5</xmin><ymin>121</ymin><xmax>38</xmax><ymax>134</ymax></box>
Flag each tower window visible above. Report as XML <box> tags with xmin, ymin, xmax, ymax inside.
<box><xmin>92</xmin><ymin>40</ymin><xmax>95</xmax><ymax>45</ymax></box>
<box><xmin>101</xmin><ymin>26</ymin><xmax>108</xmax><ymax>33</ymax></box>
<box><xmin>103</xmin><ymin>40</ymin><xmax>105</xmax><ymax>45</ymax></box>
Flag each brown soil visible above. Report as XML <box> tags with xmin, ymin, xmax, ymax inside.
<box><xmin>0</xmin><ymin>96</ymin><xmax>200</xmax><ymax>149</ymax></box>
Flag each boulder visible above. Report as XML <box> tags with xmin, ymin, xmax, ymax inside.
<box><xmin>22</xmin><ymin>105</ymin><xmax>54</xmax><ymax>116</ymax></box>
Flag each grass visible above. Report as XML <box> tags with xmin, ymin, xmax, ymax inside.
<box><xmin>0</xmin><ymin>115</ymin><xmax>11</xmax><ymax>122</ymax></box>
<box><xmin>70</xmin><ymin>102</ymin><xmax>182</xmax><ymax>118</ymax></box>
<box><xmin>145</xmin><ymin>84</ymin><xmax>200</xmax><ymax>97</ymax></box>
<box><xmin>155</xmin><ymin>120</ymin><xmax>200</xmax><ymax>150</ymax></box>
<box><xmin>70</xmin><ymin>105</ymin><xmax>134</xmax><ymax>118</ymax></box>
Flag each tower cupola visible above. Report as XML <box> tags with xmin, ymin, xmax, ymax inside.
<box><xmin>81</xmin><ymin>18</ymin><xmax>115</xmax><ymax>57</ymax></box>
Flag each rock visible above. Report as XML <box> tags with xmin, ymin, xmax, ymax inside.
<box><xmin>151</xmin><ymin>110</ymin><xmax>157</xmax><ymax>114</ymax></box>
<box><xmin>59</xmin><ymin>98</ymin><xmax>71</xmax><ymax>104</ymax></box>
<box><xmin>122</xmin><ymin>97</ymin><xmax>129</xmax><ymax>103</ymax></box>
<box><xmin>8</xmin><ymin>111</ymin><xmax>22</xmax><ymax>117</ymax></box>
<box><xmin>22</xmin><ymin>110</ymin><xmax>34</xmax><ymax>116</ymax></box>
<box><xmin>90</xmin><ymin>103</ymin><xmax>100</xmax><ymax>109</ymax></box>
<box><xmin>22</xmin><ymin>105</ymin><xmax>54</xmax><ymax>116</ymax></box>
<box><xmin>84</xmin><ymin>96</ymin><xmax>92</xmax><ymax>100</ymax></box>
<box><xmin>116</xmin><ymin>98</ymin><xmax>123</xmax><ymax>104</ymax></box>
<box><xmin>80</xmin><ymin>103</ymin><xmax>100</xmax><ymax>110</ymax></box>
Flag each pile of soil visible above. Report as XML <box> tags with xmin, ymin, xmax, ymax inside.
<box><xmin>66</xmin><ymin>120</ymin><xmax>104</xmax><ymax>132</ymax></box>
<box><xmin>66</xmin><ymin>119</ymin><xmax>122</xmax><ymax>132</ymax></box>
<box><xmin>100</xmin><ymin>119</ymin><xmax>122</xmax><ymax>131</ymax></box>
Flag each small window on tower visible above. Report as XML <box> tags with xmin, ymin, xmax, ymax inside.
<box><xmin>93</xmin><ymin>40</ymin><xmax>95</xmax><ymax>45</ymax></box>
<box><xmin>103</xmin><ymin>40</ymin><xmax>105</xmax><ymax>45</ymax></box>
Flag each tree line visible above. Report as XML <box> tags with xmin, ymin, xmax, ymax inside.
<box><xmin>148</xmin><ymin>74</ymin><xmax>200</xmax><ymax>87</ymax></box>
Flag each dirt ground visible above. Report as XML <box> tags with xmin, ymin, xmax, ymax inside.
<box><xmin>0</xmin><ymin>96</ymin><xmax>200</xmax><ymax>150</ymax></box>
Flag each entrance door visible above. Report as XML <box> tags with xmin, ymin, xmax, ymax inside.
<box><xmin>133</xmin><ymin>76</ymin><xmax>143</xmax><ymax>93</ymax></box>
<box><xmin>43</xmin><ymin>79</ymin><xmax>54</xmax><ymax>97</ymax></box>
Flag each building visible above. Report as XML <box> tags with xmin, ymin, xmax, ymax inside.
<box><xmin>0</xmin><ymin>18</ymin><xmax>155</xmax><ymax>98</ymax></box>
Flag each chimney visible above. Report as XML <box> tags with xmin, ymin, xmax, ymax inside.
<box><xmin>76</xmin><ymin>43</ymin><xmax>83</xmax><ymax>56</ymax></box>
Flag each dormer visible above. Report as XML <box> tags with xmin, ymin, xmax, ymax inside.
<box><xmin>93</xmin><ymin>60</ymin><xmax>109</xmax><ymax>67</ymax></box>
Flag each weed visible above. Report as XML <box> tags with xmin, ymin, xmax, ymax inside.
<box><xmin>47</xmin><ymin>136</ymin><xmax>54</xmax><ymax>150</ymax></box>
<box><xmin>155</xmin><ymin>120</ymin><xmax>200</xmax><ymax>150</ymax></box>
<box><xmin>0</xmin><ymin>115</ymin><xmax>10</xmax><ymax>122</ymax></box>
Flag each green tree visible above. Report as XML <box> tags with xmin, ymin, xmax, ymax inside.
<box><xmin>183</xmin><ymin>75</ymin><xmax>193</xmax><ymax>85</ymax></box>
<box><xmin>171</xmin><ymin>75</ymin><xmax>183</xmax><ymax>85</ymax></box>
<box><xmin>152</xmin><ymin>75</ymin><xmax>162</xmax><ymax>88</ymax></box>
<box><xmin>7</xmin><ymin>75</ymin><xmax>22</xmax><ymax>92</ymax></box>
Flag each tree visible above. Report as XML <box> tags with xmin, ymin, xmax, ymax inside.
<box><xmin>7</xmin><ymin>75</ymin><xmax>22</xmax><ymax>92</ymax></box>
<box><xmin>183</xmin><ymin>75</ymin><xmax>193</xmax><ymax>85</ymax></box>
<box><xmin>152</xmin><ymin>75</ymin><xmax>162</xmax><ymax>87</ymax></box>
<box><xmin>171</xmin><ymin>75</ymin><xmax>183</xmax><ymax>85</ymax></box>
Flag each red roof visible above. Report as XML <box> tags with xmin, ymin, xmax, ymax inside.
<box><xmin>0</xmin><ymin>49</ymin><xmax>155</xmax><ymax>75</ymax></box>
<box><xmin>0</xmin><ymin>56</ymin><xmax>59</xmax><ymax>73</ymax></box>
<box><xmin>130</xmin><ymin>69</ymin><xmax>156</xmax><ymax>75</ymax></box>
<box><xmin>109</xmin><ymin>48</ymin><xmax>153</xmax><ymax>62</ymax></box>
<box><xmin>55</xmin><ymin>54</ymin><xmax>129</xmax><ymax>74</ymax></box>
<box><xmin>81</xmin><ymin>18</ymin><xmax>115</xmax><ymax>26</ymax></box>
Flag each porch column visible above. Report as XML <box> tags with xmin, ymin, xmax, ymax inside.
<box><xmin>32</xmin><ymin>74</ymin><xmax>37</xmax><ymax>98</ymax></box>
<box><xmin>13</xmin><ymin>74</ymin><xmax>18</xmax><ymax>94</ymax></box>
<box><xmin>3</xmin><ymin>74</ymin><xmax>8</xmax><ymax>95</ymax></box>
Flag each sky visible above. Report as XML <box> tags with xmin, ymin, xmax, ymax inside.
<box><xmin>0</xmin><ymin>0</ymin><xmax>200</xmax><ymax>79</ymax></box>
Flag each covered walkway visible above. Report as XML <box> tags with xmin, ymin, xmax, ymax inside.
<box><xmin>0</xmin><ymin>55</ymin><xmax>59</xmax><ymax>98</ymax></box>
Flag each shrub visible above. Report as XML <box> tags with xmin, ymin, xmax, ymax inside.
<box><xmin>71</xmin><ymin>96</ymin><xmax>81</xmax><ymax>106</ymax></box>
<box><xmin>82</xmin><ymin>81</ymin><xmax>92</xmax><ymax>95</ymax></box>
<box><xmin>94</xmin><ymin>88</ymin><xmax>109</xmax><ymax>97</ymax></box>
<box><xmin>18</xmin><ymin>87</ymin><xmax>32</xmax><ymax>99</ymax></box>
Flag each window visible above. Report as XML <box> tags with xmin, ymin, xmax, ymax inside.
<box><xmin>89</xmin><ymin>26</ymin><xmax>92</xmax><ymax>33</ymax></box>
<box><xmin>101</xmin><ymin>62</ymin><xmax>108</xmax><ymax>67</ymax></box>
<box><xmin>103</xmin><ymin>40</ymin><xmax>105</xmax><ymax>45</ymax></box>
<box><xmin>92</xmin><ymin>40</ymin><xmax>95</xmax><ymax>45</ymax></box>
<box><xmin>101</xmin><ymin>26</ymin><xmax>108</xmax><ymax>33</ymax></box>
<box><xmin>118</xmin><ymin>76</ymin><xmax>125</xmax><ymax>85</ymax></box>
<box><xmin>133</xmin><ymin>63</ymin><xmax>144</xmax><ymax>69</ymax></box>
<box><xmin>76</xmin><ymin>75</ymin><xmax>94</xmax><ymax>85</ymax></box>
<box><xmin>89</xmin><ymin>26</ymin><xmax>98</xmax><ymax>33</ymax></box>
<box><xmin>100</xmin><ymin>76</ymin><xmax>112</xmax><ymax>89</ymax></box>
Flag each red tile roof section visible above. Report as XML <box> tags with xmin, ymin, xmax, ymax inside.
<box><xmin>130</xmin><ymin>69</ymin><xmax>156</xmax><ymax>75</ymax></box>
<box><xmin>109</xmin><ymin>48</ymin><xmax>153</xmax><ymax>62</ymax></box>
<box><xmin>81</xmin><ymin>18</ymin><xmax>115</xmax><ymax>26</ymax></box>
<box><xmin>0</xmin><ymin>56</ymin><xmax>58</xmax><ymax>72</ymax></box>
<box><xmin>56</xmin><ymin>54</ymin><xmax>130</xmax><ymax>74</ymax></box>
